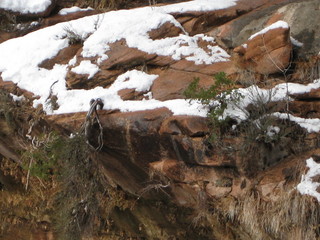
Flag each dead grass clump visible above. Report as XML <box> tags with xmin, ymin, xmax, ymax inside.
<box><xmin>224</xmin><ymin>189</ymin><xmax>320</xmax><ymax>240</ymax></box>
<box><xmin>0</xmin><ymin>12</ymin><xmax>17</xmax><ymax>32</ymax></box>
<box><xmin>292</xmin><ymin>56</ymin><xmax>320</xmax><ymax>83</ymax></box>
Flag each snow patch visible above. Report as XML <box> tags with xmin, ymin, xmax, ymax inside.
<box><xmin>59</xmin><ymin>6</ymin><xmax>93</xmax><ymax>15</ymax></box>
<box><xmin>71</xmin><ymin>60</ymin><xmax>99</xmax><ymax>79</ymax></box>
<box><xmin>0</xmin><ymin>0</ymin><xmax>52</xmax><ymax>14</ymax></box>
<box><xmin>273</xmin><ymin>113</ymin><xmax>320</xmax><ymax>133</ymax></box>
<box><xmin>157</xmin><ymin>0</ymin><xmax>238</xmax><ymax>13</ymax></box>
<box><xmin>109</xmin><ymin>70</ymin><xmax>158</xmax><ymax>92</ymax></box>
<box><xmin>80</xmin><ymin>10</ymin><xmax>229</xmax><ymax>64</ymax></box>
<box><xmin>297</xmin><ymin>157</ymin><xmax>320</xmax><ymax>202</ymax></box>
<box><xmin>266</xmin><ymin>125</ymin><xmax>280</xmax><ymax>137</ymax></box>
<box><xmin>290</xmin><ymin>36</ymin><xmax>303</xmax><ymax>47</ymax></box>
<box><xmin>0</xmin><ymin>1</ymin><xmax>233</xmax><ymax>116</ymax></box>
<box><xmin>10</xmin><ymin>93</ymin><xmax>25</xmax><ymax>102</ymax></box>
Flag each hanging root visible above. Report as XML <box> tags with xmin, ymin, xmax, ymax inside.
<box><xmin>81</xmin><ymin>98</ymin><xmax>104</xmax><ymax>151</ymax></box>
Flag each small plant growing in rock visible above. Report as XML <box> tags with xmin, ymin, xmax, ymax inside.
<box><xmin>62</xmin><ymin>25</ymin><xmax>87</xmax><ymax>45</ymax></box>
<box><xmin>22</xmin><ymin>132</ymin><xmax>63</xmax><ymax>181</ymax></box>
<box><xmin>184</xmin><ymin>72</ymin><xmax>243</xmax><ymax>141</ymax></box>
<box><xmin>62</xmin><ymin>15</ymin><xmax>103</xmax><ymax>45</ymax></box>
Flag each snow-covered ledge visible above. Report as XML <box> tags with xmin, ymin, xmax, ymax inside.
<box><xmin>0</xmin><ymin>0</ymin><xmax>52</xmax><ymax>14</ymax></box>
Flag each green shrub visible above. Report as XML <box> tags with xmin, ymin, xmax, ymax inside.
<box><xmin>184</xmin><ymin>72</ymin><xmax>242</xmax><ymax>141</ymax></box>
<box><xmin>22</xmin><ymin>132</ymin><xmax>64</xmax><ymax>180</ymax></box>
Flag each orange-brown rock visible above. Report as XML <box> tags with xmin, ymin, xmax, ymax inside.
<box><xmin>0</xmin><ymin>31</ymin><xmax>19</xmax><ymax>44</ymax></box>
<box><xmin>171</xmin><ymin>0</ymin><xmax>280</xmax><ymax>35</ymax></box>
<box><xmin>39</xmin><ymin>44</ymin><xmax>82</xmax><ymax>69</ymax></box>
<box><xmin>289</xmin><ymin>101</ymin><xmax>320</xmax><ymax>119</ymax></box>
<box><xmin>99</xmin><ymin>40</ymin><xmax>157</xmax><ymax>70</ymax></box>
<box><xmin>2</xmin><ymin>0</ymin><xmax>320</xmax><ymax>238</ymax></box>
<box><xmin>118</xmin><ymin>88</ymin><xmax>147</xmax><ymax>101</ymax></box>
<box><xmin>234</xmin><ymin>26</ymin><xmax>292</xmax><ymax>74</ymax></box>
<box><xmin>290</xmin><ymin>88</ymin><xmax>320</xmax><ymax>100</ymax></box>
<box><xmin>66</xmin><ymin>68</ymin><xmax>121</xmax><ymax>89</ymax></box>
<box><xmin>41</xmin><ymin>9</ymin><xmax>100</xmax><ymax>27</ymax></box>
<box><xmin>147</xmin><ymin>21</ymin><xmax>183</xmax><ymax>40</ymax></box>
<box><xmin>159</xmin><ymin>115</ymin><xmax>209</xmax><ymax>137</ymax></box>
<box><xmin>213</xmin><ymin>0</ymin><xmax>320</xmax><ymax>60</ymax></box>
<box><xmin>170</xmin><ymin>59</ymin><xmax>236</xmax><ymax>76</ymax></box>
<box><xmin>150</xmin><ymin>68</ymin><xmax>214</xmax><ymax>101</ymax></box>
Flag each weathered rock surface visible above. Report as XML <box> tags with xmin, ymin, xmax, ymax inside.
<box><xmin>212</xmin><ymin>0</ymin><xmax>320</xmax><ymax>59</ymax></box>
<box><xmin>234</xmin><ymin>24</ymin><xmax>292</xmax><ymax>74</ymax></box>
<box><xmin>1</xmin><ymin>0</ymin><xmax>320</xmax><ymax>239</ymax></box>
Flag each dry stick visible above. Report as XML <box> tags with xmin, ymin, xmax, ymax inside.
<box><xmin>36</xmin><ymin>176</ymin><xmax>47</xmax><ymax>189</ymax></box>
<box><xmin>25</xmin><ymin>157</ymin><xmax>33</xmax><ymax>191</ymax></box>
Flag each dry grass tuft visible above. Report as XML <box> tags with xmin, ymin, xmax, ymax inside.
<box><xmin>219</xmin><ymin>189</ymin><xmax>320</xmax><ymax>240</ymax></box>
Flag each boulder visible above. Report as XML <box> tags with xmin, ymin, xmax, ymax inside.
<box><xmin>234</xmin><ymin>23</ymin><xmax>292</xmax><ymax>75</ymax></box>
<box><xmin>171</xmin><ymin>0</ymin><xmax>281</xmax><ymax>36</ymax></box>
<box><xmin>212</xmin><ymin>0</ymin><xmax>320</xmax><ymax>59</ymax></box>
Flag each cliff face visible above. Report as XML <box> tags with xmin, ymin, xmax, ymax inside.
<box><xmin>1</xmin><ymin>0</ymin><xmax>320</xmax><ymax>239</ymax></box>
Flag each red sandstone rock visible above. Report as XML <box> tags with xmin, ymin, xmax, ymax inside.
<box><xmin>290</xmin><ymin>88</ymin><xmax>320</xmax><ymax>100</ymax></box>
<box><xmin>148</xmin><ymin>21</ymin><xmax>183</xmax><ymax>40</ymax></box>
<box><xmin>42</xmin><ymin>9</ymin><xmax>100</xmax><ymax>27</ymax></box>
<box><xmin>289</xmin><ymin>101</ymin><xmax>320</xmax><ymax>119</ymax></box>
<box><xmin>118</xmin><ymin>88</ymin><xmax>147</xmax><ymax>101</ymax></box>
<box><xmin>99</xmin><ymin>40</ymin><xmax>157</xmax><ymax>70</ymax></box>
<box><xmin>159</xmin><ymin>115</ymin><xmax>209</xmax><ymax>137</ymax></box>
<box><xmin>171</xmin><ymin>0</ymin><xmax>277</xmax><ymax>36</ymax></box>
<box><xmin>39</xmin><ymin>44</ymin><xmax>82</xmax><ymax>69</ymax></box>
<box><xmin>150</xmin><ymin>68</ymin><xmax>215</xmax><ymax>101</ymax></box>
<box><xmin>234</xmin><ymin>26</ymin><xmax>292</xmax><ymax>75</ymax></box>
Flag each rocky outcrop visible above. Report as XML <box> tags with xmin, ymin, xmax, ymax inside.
<box><xmin>1</xmin><ymin>0</ymin><xmax>320</xmax><ymax>239</ymax></box>
<box><xmin>212</xmin><ymin>0</ymin><xmax>320</xmax><ymax>59</ymax></box>
<box><xmin>234</xmin><ymin>21</ymin><xmax>292</xmax><ymax>74</ymax></box>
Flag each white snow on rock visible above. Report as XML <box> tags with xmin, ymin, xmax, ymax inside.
<box><xmin>290</xmin><ymin>36</ymin><xmax>303</xmax><ymax>47</ymax></box>
<box><xmin>0</xmin><ymin>0</ymin><xmax>319</xmax><ymax>121</ymax></box>
<box><xmin>266</xmin><ymin>125</ymin><xmax>280</xmax><ymax>137</ymax></box>
<box><xmin>109</xmin><ymin>70</ymin><xmax>158</xmax><ymax>92</ymax></box>
<box><xmin>222</xmin><ymin>80</ymin><xmax>320</xmax><ymax>123</ymax></box>
<box><xmin>0</xmin><ymin>1</ymin><xmax>233</xmax><ymax>115</ymax></box>
<box><xmin>10</xmin><ymin>93</ymin><xmax>25</xmax><ymax>102</ymax></box>
<box><xmin>248</xmin><ymin>20</ymin><xmax>289</xmax><ymax>40</ymax></box>
<box><xmin>71</xmin><ymin>60</ymin><xmax>99</xmax><ymax>79</ymax></box>
<box><xmin>0</xmin><ymin>0</ymin><xmax>52</xmax><ymax>14</ymax></box>
<box><xmin>58</xmin><ymin>6</ymin><xmax>93</xmax><ymax>15</ymax></box>
<box><xmin>297</xmin><ymin>157</ymin><xmax>320</xmax><ymax>202</ymax></box>
<box><xmin>273</xmin><ymin>113</ymin><xmax>320</xmax><ymax>133</ymax></box>
<box><xmin>80</xmin><ymin>8</ymin><xmax>230</xmax><ymax>64</ymax></box>
<box><xmin>158</xmin><ymin>0</ymin><xmax>238</xmax><ymax>13</ymax></box>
